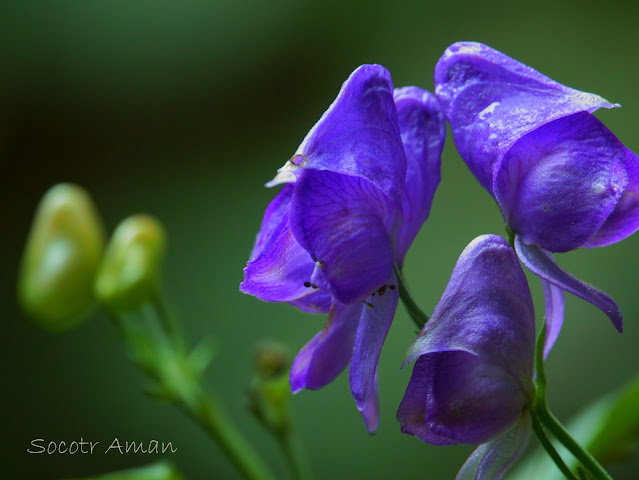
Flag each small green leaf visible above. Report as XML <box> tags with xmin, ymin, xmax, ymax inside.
<box><xmin>510</xmin><ymin>374</ymin><xmax>639</xmax><ymax>479</ymax></box>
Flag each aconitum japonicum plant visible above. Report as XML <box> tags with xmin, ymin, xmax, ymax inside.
<box><xmin>434</xmin><ymin>42</ymin><xmax>639</xmax><ymax>356</ymax></box>
<box><xmin>398</xmin><ymin>234</ymin><xmax>535</xmax><ymax>480</ymax></box>
<box><xmin>240</xmin><ymin>64</ymin><xmax>445</xmax><ymax>431</ymax></box>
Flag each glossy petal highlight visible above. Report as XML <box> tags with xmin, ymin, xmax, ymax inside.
<box><xmin>495</xmin><ymin>113</ymin><xmax>627</xmax><ymax>252</ymax></box>
<box><xmin>434</xmin><ymin>42</ymin><xmax>617</xmax><ymax>194</ymax></box>
<box><xmin>585</xmin><ymin>145</ymin><xmax>639</xmax><ymax>247</ymax></box>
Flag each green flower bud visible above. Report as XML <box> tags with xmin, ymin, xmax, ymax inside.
<box><xmin>94</xmin><ymin>214</ymin><xmax>166</xmax><ymax>313</ymax></box>
<box><xmin>18</xmin><ymin>183</ymin><xmax>106</xmax><ymax>331</ymax></box>
<box><xmin>248</xmin><ymin>340</ymin><xmax>292</xmax><ymax>434</ymax></box>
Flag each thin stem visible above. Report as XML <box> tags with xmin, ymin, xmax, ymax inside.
<box><xmin>276</xmin><ymin>430</ymin><xmax>313</xmax><ymax>480</ymax></box>
<box><xmin>394</xmin><ymin>264</ymin><xmax>429</xmax><ymax>329</ymax></box>
<box><xmin>151</xmin><ymin>292</ymin><xmax>184</xmax><ymax>350</ymax></box>
<box><xmin>107</xmin><ymin>308</ymin><xmax>277</xmax><ymax>480</ymax></box>
<box><xmin>529</xmin><ymin>408</ymin><xmax>579</xmax><ymax>480</ymax></box>
<box><xmin>533</xmin><ymin>324</ymin><xmax>613</xmax><ymax>480</ymax></box>
<box><xmin>537</xmin><ymin>409</ymin><xmax>612</xmax><ymax>480</ymax></box>
<box><xmin>174</xmin><ymin>386</ymin><xmax>277</xmax><ymax>480</ymax></box>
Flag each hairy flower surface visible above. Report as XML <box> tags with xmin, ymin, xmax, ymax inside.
<box><xmin>241</xmin><ymin>65</ymin><xmax>445</xmax><ymax>431</ymax></box>
<box><xmin>398</xmin><ymin>235</ymin><xmax>535</xmax><ymax>479</ymax></box>
<box><xmin>435</xmin><ymin>42</ymin><xmax>639</xmax><ymax>354</ymax></box>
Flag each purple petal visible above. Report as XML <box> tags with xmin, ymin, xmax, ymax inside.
<box><xmin>586</xmin><ymin>145</ymin><xmax>639</xmax><ymax>247</ymax></box>
<box><xmin>290</xmin><ymin>302</ymin><xmax>361</xmax><ymax>393</ymax></box>
<box><xmin>398</xmin><ymin>235</ymin><xmax>535</xmax><ymax>445</ymax></box>
<box><xmin>349</xmin><ymin>273</ymin><xmax>399</xmax><ymax>413</ymax></box>
<box><xmin>405</xmin><ymin>235</ymin><xmax>535</xmax><ymax>385</ymax></box>
<box><xmin>540</xmin><ymin>276</ymin><xmax>565</xmax><ymax>359</ymax></box>
<box><xmin>288</xmin><ymin>290</ymin><xmax>332</xmax><ymax>314</ymax></box>
<box><xmin>241</xmin><ymin>186</ymin><xmax>319</xmax><ymax>303</ymax></box>
<box><xmin>393</xmin><ymin>87</ymin><xmax>445</xmax><ymax>265</ymax></box>
<box><xmin>290</xmin><ymin>169</ymin><xmax>396</xmax><ymax>305</ymax></box>
<box><xmin>359</xmin><ymin>371</ymin><xmax>380</xmax><ymax>434</ymax></box>
<box><xmin>399</xmin><ymin>351</ymin><xmax>529</xmax><ymax>445</ymax></box>
<box><xmin>397</xmin><ymin>355</ymin><xmax>458</xmax><ymax>446</ymax></box>
<box><xmin>494</xmin><ymin>113</ymin><xmax>627</xmax><ymax>252</ymax></box>
<box><xmin>456</xmin><ymin>415</ymin><xmax>531</xmax><ymax>480</ymax></box>
<box><xmin>515</xmin><ymin>234</ymin><xmax>623</xmax><ymax>333</ymax></box>
<box><xmin>268</xmin><ymin>64</ymin><xmax>406</xmax><ymax>218</ymax></box>
<box><xmin>248</xmin><ymin>184</ymin><xmax>294</xmax><ymax>261</ymax></box>
<box><xmin>434</xmin><ymin>42</ymin><xmax>618</xmax><ymax>194</ymax></box>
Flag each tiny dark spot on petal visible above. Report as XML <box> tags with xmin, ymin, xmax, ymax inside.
<box><xmin>389</xmin><ymin>284</ymin><xmax>396</xmax><ymax>290</ymax></box>
<box><xmin>304</xmin><ymin>281</ymin><xmax>312</xmax><ymax>288</ymax></box>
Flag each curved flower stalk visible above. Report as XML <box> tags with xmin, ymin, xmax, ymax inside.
<box><xmin>241</xmin><ymin>65</ymin><xmax>445</xmax><ymax>432</ymax></box>
<box><xmin>398</xmin><ymin>235</ymin><xmax>536</xmax><ymax>480</ymax></box>
<box><xmin>434</xmin><ymin>41</ymin><xmax>639</xmax><ymax>355</ymax></box>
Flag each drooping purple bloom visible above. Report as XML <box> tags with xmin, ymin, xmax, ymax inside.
<box><xmin>435</xmin><ymin>42</ymin><xmax>639</xmax><ymax>354</ymax></box>
<box><xmin>241</xmin><ymin>65</ymin><xmax>445</xmax><ymax>431</ymax></box>
<box><xmin>397</xmin><ymin>235</ymin><xmax>535</xmax><ymax>479</ymax></box>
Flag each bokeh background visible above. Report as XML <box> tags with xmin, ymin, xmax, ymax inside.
<box><xmin>2</xmin><ymin>1</ymin><xmax>639</xmax><ymax>479</ymax></box>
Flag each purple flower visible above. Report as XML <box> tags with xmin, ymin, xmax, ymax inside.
<box><xmin>240</xmin><ymin>65</ymin><xmax>445</xmax><ymax>432</ymax></box>
<box><xmin>397</xmin><ymin>235</ymin><xmax>535</xmax><ymax>479</ymax></box>
<box><xmin>435</xmin><ymin>42</ymin><xmax>639</xmax><ymax>355</ymax></box>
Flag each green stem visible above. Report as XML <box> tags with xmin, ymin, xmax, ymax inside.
<box><xmin>537</xmin><ymin>409</ymin><xmax>612</xmax><ymax>480</ymax></box>
<box><xmin>394</xmin><ymin>264</ymin><xmax>429</xmax><ymax>330</ymax></box>
<box><xmin>151</xmin><ymin>292</ymin><xmax>185</xmax><ymax>350</ymax></box>
<box><xmin>276</xmin><ymin>430</ymin><xmax>313</xmax><ymax>480</ymax></box>
<box><xmin>533</xmin><ymin>324</ymin><xmax>613</xmax><ymax>480</ymax></box>
<box><xmin>529</xmin><ymin>408</ymin><xmax>579</xmax><ymax>480</ymax></box>
<box><xmin>175</xmin><ymin>385</ymin><xmax>277</xmax><ymax>480</ymax></box>
<box><xmin>107</xmin><ymin>309</ymin><xmax>277</xmax><ymax>480</ymax></box>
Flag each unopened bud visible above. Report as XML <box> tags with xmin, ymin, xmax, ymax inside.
<box><xmin>254</xmin><ymin>340</ymin><xmax>290</xmax><ymax>379</ymax></box>
<box><xmin>94</xmin><ymin>214</ymin><xmax>166</xmax><ymax>312</ymax></box>
<box><xmin>18</xmin><ymin>184</ymin><xmax>105</xmax><ymax>330</ymax></box>
<box><xmin>248</xmin><ymin>340</ymin><xmax>292</xmax><ymax>434</ymax></box>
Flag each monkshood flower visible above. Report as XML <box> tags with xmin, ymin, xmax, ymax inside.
<box><xmin>434</xmin><ymin>42</ymin><xmax>639</xmax><ymax>355</ymax></box>
<box><xmin>398</xmin><ymin>235</ymin><xmax>535</xmax><ymax>480</ymax></box>
<box><xmin>240</xmin><ymin>65</ymin><xmax>445</xmax><ymax>432</ymax></box>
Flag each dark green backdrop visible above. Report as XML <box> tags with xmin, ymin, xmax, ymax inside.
<box><xmin>2</xmin><ymin>1</ymin><xmax>639</xmax><ymax>479</ymax></box>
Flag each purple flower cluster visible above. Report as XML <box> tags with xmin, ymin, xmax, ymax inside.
<box><xmin>241</xmin><ymin>42</ymin><xmax>639</xmax><ymax>478</ymax></box>
<box><xmin>435</xmin><ymin>42</ymin><xmax>639</xmax><ymax>357</ymax></box>
<box><xmin>241</xmin><ymin>65</ymin><xmax>445</xmax><ymax>432</ymax></box>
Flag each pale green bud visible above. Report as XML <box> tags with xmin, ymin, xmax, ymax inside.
<box><xmin>94</xmin><ymin>214</ymin><xmax>166</xmax><ymax>313</ymax></box>
<box><xmin>18</xmin><ymin>183</ymin><xmax>106</xmax><ymax>330</ymax></box>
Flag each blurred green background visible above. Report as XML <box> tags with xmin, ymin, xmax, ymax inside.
<box><xmin>3</xmin><ymin>1</ymin><xmax>639</xmax><ymax>479</ymax></box>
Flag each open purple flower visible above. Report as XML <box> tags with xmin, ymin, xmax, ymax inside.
<box><xmin>435</xmin><ymin>42</ymin><xmax>639</xmax><ymax>355</ymax></box>
<box><xmin>397</xmin><ymin>235</ymin><xmax>535</xmax><ymax>479</ymax></box>
<box><xmin>241</xmin><ymin>65</ymin><xmax>445</xmax><ymax>432</ymax></box>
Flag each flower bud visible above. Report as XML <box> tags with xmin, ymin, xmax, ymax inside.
<box><xmin>94</xmin><ymin>214</ymin><xmax>166</xmax><ymax>313</ymax></box>
<box><xmin>248</xmin><ymin>340</ymin><xmax>292</xmax><ymax>434</ymax></box>
<box><xmin>18</xmin><ymin>183</ymin><xmax>106</xmax><ymax>330</ymax></box>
